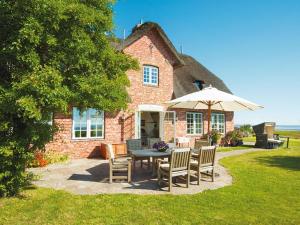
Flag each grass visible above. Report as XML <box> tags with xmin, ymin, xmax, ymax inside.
<box><xmin>275</xmin><ymin>130</ymin><xmax>300</xmax><ymax>139</ymax></box>
<box><xmin>217</xmin><ymin>145</ymin><xmax>253</xmax><ymax>152</ymax></box>
<box><xmin>1</xmin><ymin>140</ymin><xmax>300</xmax><ymax>224</ymax></box>
<box><xmin>243</xmin><ymin>130</ymin><xmax>300</xmax><ymax>143</ymax></box>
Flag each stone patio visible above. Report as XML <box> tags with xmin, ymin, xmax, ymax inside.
<box><xmin>29</xmin><ymin>148</ymin><xmax>262</xmax><ymax>195</ymax></box>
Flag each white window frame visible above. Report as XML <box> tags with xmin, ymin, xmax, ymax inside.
<box><xmin>186</xmin><ymin>112</ymin><xmax>203</xmax><ymax>135</ymax></box>
<box><xmin>143</xmin><ymin>65</ymin><xmax>158</xmax><ymax>86</ymax></box>
<box><xmin>211</xmin><ymin>113</ymin><xmax>225</xmax><ymax>134</ymax></box>
<box><xmin>72</xmin><ymin>107</ymin><xmax>105</xmax><ymax>139</ymax></box>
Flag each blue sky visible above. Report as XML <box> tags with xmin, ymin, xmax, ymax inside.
<box><xmin>113</xmin><ymin>0</ymin><xmax>300</xmax><ymax>125</ymax></box>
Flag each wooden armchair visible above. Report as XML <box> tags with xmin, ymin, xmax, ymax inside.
<box><xmin>126</xmin><ymin>139</ymin><xmax>150</xmax><ymax>169</ymax></box>
<box><xmin>157</xmin><ymin>148</ymin><xmax>191</xmax><ymax>192</ymax></box>
<box><xmin>194</xmin><ymin>138</ymin><xmax>210</xmax><ymax>150</ymax></box>
<box><xmin>190</xmin><ymin>146</ymin><xmax>217</xmax><ymax>185</ymax></box>
<box><xmin>105</xmin><ymin>144</ymin><xmax>132</xmax><ymax>183</ymax></box>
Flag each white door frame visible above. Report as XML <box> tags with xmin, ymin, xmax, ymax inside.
<box><xmin>162</xmin><ymin>111</ymin><xmax>176</xmax><ymax>144</ymax></box>
<box><xmin>135</xmin><ymin>105</ymin><xmax>176</xmax><ymax>142</ymax></box>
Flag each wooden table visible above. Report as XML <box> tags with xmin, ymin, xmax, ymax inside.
<box><xmin>129</xmin><ymin>149</ymin><xmax>171</xmax><ymax>176</ymax></box>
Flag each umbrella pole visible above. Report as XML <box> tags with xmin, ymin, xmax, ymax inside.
<box><xmin>207</xmin><ymin>102</ymin><xmax>212</xmax><ymax>145</ymax></box>
<box><xmin>207</xmin><ymin>102</ymin><xmax>211</xmax><ymax>134</ymax></box>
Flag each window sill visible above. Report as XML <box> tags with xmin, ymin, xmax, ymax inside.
<box><xmin>71</xmin><ymin>138</ymin><xmax>105</xmax><ymax>142</ymax></box>
<box><xmin>143</xmin><ymin>83</ymin><xmax>159</xmax><ymax>88</ymax></box>
<box><xmin>186</xmin><ymin>134</ymin><xmax>203</xmax><ymax>137</ymax></box>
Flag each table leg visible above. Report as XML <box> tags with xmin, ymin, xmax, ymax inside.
<box><xmin>152</xmin><ymin>157</ymin><xmax>156</xmax><ymax>176</ymax></box>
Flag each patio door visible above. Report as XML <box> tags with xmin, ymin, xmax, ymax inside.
<box><xmin>135</xmin><ymin>111</ymin><xmax>141</xmax><ymax>138</ymax></box>
<box><xmin>160</xmin><ymin>111</ymin><xmax>176</xmax><ymax>144</ymax></box>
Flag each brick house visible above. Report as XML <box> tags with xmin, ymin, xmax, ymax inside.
<box><xmin>46</xmin><ymin>22</ymin><xmax>234</xmax><ymax>158</ymax></box>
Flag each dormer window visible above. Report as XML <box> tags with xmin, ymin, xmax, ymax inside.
<box><xmin>143</xmin><ymin>65</ymin><xmax>158</xmax><ymax>86</ymax></box>
<box><xmin>193</xmin><ymin>80</ymin><xmax>205</xmax><ymax>90</ymax></box>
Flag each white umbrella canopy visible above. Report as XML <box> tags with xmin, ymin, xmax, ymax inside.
<box><xmin>167</xmin><ymin>85</ymin><xmax>263</xmax><ymax>133</ymax></box>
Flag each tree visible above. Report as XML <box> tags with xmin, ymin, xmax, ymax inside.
<box><xmin>0</xmin><ymin>0</ymin><xmax>138</xmax><ymax>196</ymax></box>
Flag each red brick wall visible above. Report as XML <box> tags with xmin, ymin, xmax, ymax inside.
<box><xmin>124</xmin><ymin>29</ymin><xmax>175</xmax><ymax>109</ymax></box>
<box><xmin>46</xmin><ymin>28</ymin><xmax>234</xmax><ymax>158</ymax></box>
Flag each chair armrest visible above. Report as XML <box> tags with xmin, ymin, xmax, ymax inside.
<box><xmin>157</xmin><ymin>158</ymin><xmax>168</xmax><ymax>168</ymax></box>
<box><xmin>115</xmin><ymin>154</ymin><xmax>131</xmax><ymax>159</ymax></box>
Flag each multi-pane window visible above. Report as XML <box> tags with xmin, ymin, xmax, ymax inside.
<box><xmin>211</xmin><ymin>113</ymin><xmax>225</xmax><ymax>133</ymax></box>
<box><xmin>186</xmin><ymin>112</ymin><xmax>203</xmax><ymax>135</ymax></box>
<box><xmin>73</xmin><ymin>107</ymin><xmax>104</xmax><ymax>139</ymax></box>
<box><xmin>143</xmin><ymin>65</ymin><xmax>158</xmax><ymax>85</ymax></box>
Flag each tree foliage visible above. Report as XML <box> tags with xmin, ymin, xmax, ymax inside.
<box><xmin>0</xmin><ymin>0</ymin><xmax>138</xmax><ymax>196</ymax></box>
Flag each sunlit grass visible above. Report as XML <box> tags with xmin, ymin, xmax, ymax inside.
<box><xmin>1</xmin><ymin>140</ymin><xmax>300</xmax><ymax>224</ymax></box>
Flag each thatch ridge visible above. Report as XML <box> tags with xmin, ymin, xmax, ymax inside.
<box><xmin>116</xmin><ymin>22</ymin><xmax>185</xmax><ymax>68</ymax></box>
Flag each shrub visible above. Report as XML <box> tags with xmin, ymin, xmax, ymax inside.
<box><xmin>28</xmin><ymin>151</ymin><xmax>68</xmax><ymax>168</ymax></box>
<box><xmin>238</xmin><ymin>124</ymin><xmax>253</xmax><ymax>137</ymax></box>
<box><xmin>222</xmin><ymin>130</ymin><xmax>244</xmax><ymax>147</ymax></box>
<box><xmin>45</xmin><ymin>151</ymin><xmax>68</xmax><ymax>165</ymax></box>
<box><xmin>0</xmin><ymin>142</ymin><xmax>32</xmax><ymax>197</ymax></box>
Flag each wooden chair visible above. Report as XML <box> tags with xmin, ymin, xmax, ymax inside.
<box><xmin>176</xmin><ymin>137</ymin><xmax>190</xmax><ymax>147</ymax></box>
<box><xmin>194</xmin><ymin>138</ymin><xmax>210</xmax><ymax>149</ymax></box>
<box><xmin>190</xmin><ymin>146</ymin><xmax>217</xmax><ymax>185</ymax></box>
<box><xmin>157</xmin><ymin>148</ymin><xmax>191</xmax><ymax>192</ymax></box>
<box><xmin>126</xmin><ymin>139</ymin><xmax>150</xmax><ymax>169</ymax></box>
<box><xmin>105</xmin><ymin>144</ymin><xmax>132</xmax><ymax>183</ymax></box>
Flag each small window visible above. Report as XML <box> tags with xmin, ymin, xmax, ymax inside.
<box><xmin>186</xmin><ymin>112</ymin><xmax>203</xmax><ymax>135</ymax></box>
<box><xmin>143</xmin><ymin>65</ymin><xmax>158</xmax><ymax>86</ymax></box>
<box><xmin>193</xmin><ymin>80</ymin><xmax>205</xmax><ymax>90</ymax></box>
<box><xmin>72</xmin><ymin>107</ymin><xmax>104</xmax><ymax>139</ymax></box>
<box><xmin>211</xmin><ymin>113</ymin><xmax>225</xmax><ymax>134</ymax></box>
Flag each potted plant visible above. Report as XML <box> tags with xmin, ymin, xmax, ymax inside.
<box><xmin>210</xmin><ymin>130</ymin><xmax>222</xmax><ymax>145</ymax></box>
<box><xmin>153</xmin><ymin>141</ymin><xmax>169</xmax><ymax>152</ymax></box>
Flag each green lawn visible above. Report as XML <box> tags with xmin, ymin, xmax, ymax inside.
<box><xmin>217</xmin><ymin>145</ymin><xmax>253</xmax><ymax>152</ymax></box>
<box><xmin>243</xmin><ymin>130</ymin><xmax>300</xmax><ymax>143</ymax></box>
<box><xmin>1</xmin><ymin>140</ymin><xmax>300</xmax><ymax>225</ymax></box>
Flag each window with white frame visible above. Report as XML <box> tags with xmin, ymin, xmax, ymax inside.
<box><xmin>211</xmin><ymin>113</ymin><xmax>225</xmax><ymax>133</ymax></box>
<box><xmin>72</xmin><ymin>107</ymin><xmax>104</xmax><ymax>139</ymax></box>
<box><xmin>186</xmin><ymin>112</ymin><xmax>203</xmax><ymax>135</ymax></box>
<box><xmin>143</xmin><ymin>65</ymin><xmax>158</xmax><ymax>85</ymax></box>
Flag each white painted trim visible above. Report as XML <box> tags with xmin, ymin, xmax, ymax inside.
<box><xmin>135</xmin><ymin>111</ymin><xmax>141</xmax><ymax>139</ymax></box>
<box><xmin>72</xmin><ymin>108</ymin><xmax>105</xmax><ymax>139</ymax></box>
<box><xmin>186</xmin><ymin>112</ymin><xmax>203</xmax><ymax>135</ymax></box>
<box><xmin>138</xmin><ymin>104</ymin><xmax>164</xmax><ymax>112</ymax></box>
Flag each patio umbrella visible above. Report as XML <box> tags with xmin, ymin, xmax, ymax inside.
<box><xmin>167</xmin><ymin>85</ymin><xmax>263</xmax><ymax>133</ymax></box>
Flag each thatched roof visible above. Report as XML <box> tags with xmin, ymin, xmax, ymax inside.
<box><xmin>116</xmin><ymin>22</ymin><xmax>185</xmax><ymax>68</ymax></box>
<box><xmin>173</xmin><ymin>54</ymin><xmax>232</xmax><ymax>98</ymax></box>
<box><xmin>116</xmin><ymin>22</ymin><xmax>231</xmax><ymax>97</ymax></box>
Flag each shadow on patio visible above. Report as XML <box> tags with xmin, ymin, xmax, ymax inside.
<box><xmin>68</xmin><ymin>161</ymin><xmax>160</xmax><ymax>190</ymax></box>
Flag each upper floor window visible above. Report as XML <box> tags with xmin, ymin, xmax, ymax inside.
<box><xmin>211</xmin><ymin>113</ymin><xmax>225</xmax><ymax>134</ymax></box>
<box><xmin>193</xmin><ymin>80</ymin><xmax>205</xmax><ymax>90</ymax></box>
<box><xmin>72</xmin><ymin>107</ymin><xmax>104</xmax><ymax>139</ymax></box>
<box><xmin>143</xmin><ymin>65</ymin><xmax>158</xmax><ymax>86</ymax></box>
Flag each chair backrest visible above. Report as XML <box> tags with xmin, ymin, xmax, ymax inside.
<box><xmin>105</xmin><ymin>144</ymin><xmax>115</xmax><ymax>161</ymax></box>
<box><xmin>194</xmin><ymin>139</ymin><xmax>210</xmax><ymax>150</ymax></box>
<box><xmin>198</xmin><ymin>146</ymin><xmax>217</xmax><ymax>167</ymax></box>
<box><xmin>147</xmin><ymin>138</ymin><xmax>161</xmax><ymax>148</ymax></box>
<box><xmin>170</xmin><ymin>148</ymin><xmax>191</xmax><ymax>172</ymax></box>
<box><xmin>126</xmin><ymin>139</ymin><xmax>142</xmax><ymax>151</ymax></box>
